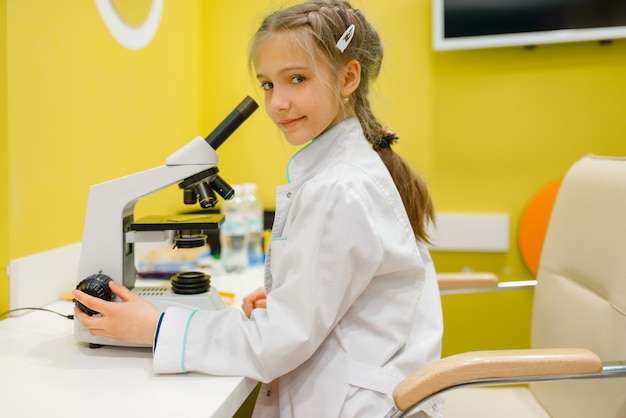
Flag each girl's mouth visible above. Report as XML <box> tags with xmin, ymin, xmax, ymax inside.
<box><xmin>279</xmin><ymin>117</ymin><xmax>304</xmax><ymax>129</ymax></box>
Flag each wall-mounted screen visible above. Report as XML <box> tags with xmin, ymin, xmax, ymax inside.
<box><xmin>433</xmin><ymin>0</ymin><xmax>626</xmax><ymax>51</ymax></box>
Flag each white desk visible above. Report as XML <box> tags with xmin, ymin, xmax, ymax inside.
<box><xmin>0</xmin><ymin>266</ymin><xmax>265</xmax><ymax>418</ymax></box>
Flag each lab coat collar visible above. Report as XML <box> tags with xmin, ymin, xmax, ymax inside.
<box><xmin>286</xmin><ymin>117</ymin><xmax>363</xmax><ymax>185</ymax></box>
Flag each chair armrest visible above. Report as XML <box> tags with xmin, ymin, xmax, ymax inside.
<box><xmin>437</xmin><ymin>272</ymin><xmax>499</xmax><ymax>290</ymax></box>
<box><xmin>393</xmin><ymin>348</ymin><xmax>602</xmax><ymax>412</ymax></box>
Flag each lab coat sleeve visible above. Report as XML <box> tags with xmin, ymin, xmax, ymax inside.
<box><xmin>153</xmin><ymin>178</ymin><xmax>389</xmax><ymax>381</ymax></box>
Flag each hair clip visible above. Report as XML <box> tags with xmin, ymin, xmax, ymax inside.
<box><xmin>336</xmin><ymin>24</ymin><xmax>355</xmax><ymax>53</ymax></box>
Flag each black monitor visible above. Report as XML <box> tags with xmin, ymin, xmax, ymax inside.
<box><xmin>433</xmin><ymin>0</ymin><xmax>626</xmax><ymax>50</ymax></box>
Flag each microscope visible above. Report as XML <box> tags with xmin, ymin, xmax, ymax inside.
<box><xmin>74</xmin><ymin>96</ymin><xmax>258</xmax><ymax>348</ymax></box>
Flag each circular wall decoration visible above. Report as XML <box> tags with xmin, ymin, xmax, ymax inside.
<box><xmin>95</xmin><ymin>0</ymin><xmax>163</xmax><ymax>50</ymax></box>
<box><xmin>519</xmin><ymin>179</ymin><xmax>562</xmax><ymax>276</ymax></box>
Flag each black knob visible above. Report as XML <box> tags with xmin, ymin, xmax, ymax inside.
<box><xmin>74</xmin><ymin>273</ymin><xmax>114</xmax><ymax>316</ymax></box>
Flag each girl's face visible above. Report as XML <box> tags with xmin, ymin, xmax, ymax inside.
<box><xmin>255</xmin><ymin>32</ymin><xmax>342</xmax><ymax>146</ymax></box>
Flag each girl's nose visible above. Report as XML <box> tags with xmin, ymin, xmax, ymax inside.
<box><xmin>269</xmin><ymin>88</ymin><xmax>289</xmax><ymax>112</ymax></box>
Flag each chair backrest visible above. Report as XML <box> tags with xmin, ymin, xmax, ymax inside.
<box><xmin>530</xmin><ymin>154</ymin><xmax>626</xmax><ymax>417</ymax></box>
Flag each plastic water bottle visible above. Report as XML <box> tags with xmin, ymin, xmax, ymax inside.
<box><xmin>242</xmin><ymin>183</ymin><xmax>265</xmax><ymax>266</ymax></box>
<box><xmin>220</xmin><ymin>184</ymin><xmax>249</xmax><ymax>272</ymax></box>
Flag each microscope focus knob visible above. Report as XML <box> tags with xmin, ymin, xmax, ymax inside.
<box><xmin>74</xmin><ymin>273</ymin><xmax>115</xmax><ymax>316</ymax></box>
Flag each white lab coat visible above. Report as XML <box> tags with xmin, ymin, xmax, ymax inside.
<box><xmin>153</xmin><ymin>118</ymin><xmax>443</xmax><ymax>417</ymax></box>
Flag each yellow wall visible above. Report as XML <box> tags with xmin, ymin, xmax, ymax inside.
<box><xmin>2</xmin><ymin>0</ymin><xmax>626</xmax><ymax>356</ymax></box>
<box><xmin>2</xmin><ymin>0</ymin><xmax>205</xmax><ymax>312</ymax></box>
<box><xmin>431</xmin><ymin>44</ymin><xmax>626</xmax><ymax>278</ymax></box>
<box><xmin>1</xmin><ymin>0</ymin><xmax>8</xmax><ymax>315</ymax></box>
<box><xmin>6</xmin><ymin>0</ymin><xmax>204</xmax><ymax>259</ymax></box>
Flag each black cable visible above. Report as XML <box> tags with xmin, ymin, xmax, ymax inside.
<box><xmin>0</xmin><ymin>307</ymin><xmax>74</xmax><ymax>320</ymax></box>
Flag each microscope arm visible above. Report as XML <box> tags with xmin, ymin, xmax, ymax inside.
<box><xmin>77</xmin><ymin>137</ymin><xmax>218</xmax><ymax>289</ymax></box>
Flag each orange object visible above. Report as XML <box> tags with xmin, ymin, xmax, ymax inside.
<box><xmin>519</xmin><ymin>179</ymin><xmax>562</xmax><ymax>276</ymax></box>
<box><xmin>219</xmin><ymin>291</ymin><xmax>235</xmax><ymax>306</ymax></box>
<box><xmin>61</xmin><ymin>292</ymin><xmax>74</xmax><ymax>301</ymax></box>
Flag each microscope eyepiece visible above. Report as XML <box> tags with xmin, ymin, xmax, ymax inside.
<box><xmin>205</xmin><ymin>96</ymin><xmax>258</xmax><ymax>150</ymax></box>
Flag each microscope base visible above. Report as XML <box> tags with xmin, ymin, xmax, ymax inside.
<box><xmin>135</xmin><ymin>285</ymin><xmax>228</xmax><ymax>312</ymax></box>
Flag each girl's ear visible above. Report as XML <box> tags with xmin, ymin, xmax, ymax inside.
<box><xmin>340</xmin><ymin>59</ymin><xmax>361</xmax><ymax>97</ymax></box>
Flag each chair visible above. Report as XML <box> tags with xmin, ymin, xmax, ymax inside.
<box><xmin>388</xmin><ymin>154</ymin><xmax>626</xmax><ymax>418</ymax></box>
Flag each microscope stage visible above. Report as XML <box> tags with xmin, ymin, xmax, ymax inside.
<box><xmin>131</xmin><ymin>214</ymin><xmax>224</xmax><ymax>231</ymax></box>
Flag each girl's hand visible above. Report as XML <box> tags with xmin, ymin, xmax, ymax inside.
<box><xmin>242</xmin><ymin>287</ymin><xmax>267</xmax><ymax>318</ymax></box>
<box><xmin>73</xmin><ymin>281</ymin><xmax>161</xmax><ymax>346</ymax></box>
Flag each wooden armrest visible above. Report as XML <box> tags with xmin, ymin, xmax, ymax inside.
<box><xmin>437</xmin><ymin>272</ymin><xmax>499</xmax><ymax>290</ymax></box>
<box><xmin>393</xmin><ymin>348</ymin><xmax>602</xmax><ymax>412</ymax></box>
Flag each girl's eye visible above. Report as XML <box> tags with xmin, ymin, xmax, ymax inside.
<box><xmin>260</xmin><ymin>81</ymin><xmax>273</xmax><ymax>91</ymax></box>
<box><xmin>291</xmin><ymin>75</ymin><xmax>305</xmax><ymax>84</ymax></box>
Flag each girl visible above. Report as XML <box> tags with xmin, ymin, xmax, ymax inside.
<box><xmin>73</xmin><ymin>1</ymin><xmax>443</xmax><ymax>416</ymax></box>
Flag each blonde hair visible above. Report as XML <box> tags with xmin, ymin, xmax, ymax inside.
<box><xmin>249</xmin><ymin>0</ymin><xmax>434</xmax><ymax>242</ymax></box>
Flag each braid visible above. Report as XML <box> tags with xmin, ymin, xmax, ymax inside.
<box><xmin>249</xmin><ymin>1</ymin><xmax>435</xmax><ymax>242</ymax></box>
